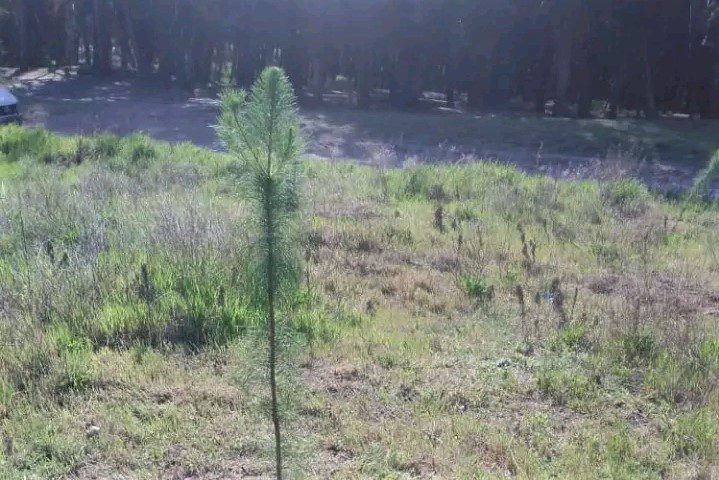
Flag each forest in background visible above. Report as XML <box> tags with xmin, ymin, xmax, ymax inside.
<box><xmin>2</xmin><ymin>1</ymin><xmax>719</xmax><ymax>118</ymax></box>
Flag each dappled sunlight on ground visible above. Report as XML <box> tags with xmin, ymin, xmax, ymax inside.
<box><xmin>9</xmin><ymin>71</ymin><xmax>719</xmax><ymax>194</ymax></box>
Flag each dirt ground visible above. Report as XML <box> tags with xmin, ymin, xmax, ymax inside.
<box><xmin>10</xmin><ymin>69</ymin><xmax>719</xmax><ymax>194</ymax></box>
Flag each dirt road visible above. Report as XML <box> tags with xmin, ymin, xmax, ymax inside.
<box><xmin>11</xmin><ymin>70</ymin><xmax>719</xmax><ymax>194</ymax></box>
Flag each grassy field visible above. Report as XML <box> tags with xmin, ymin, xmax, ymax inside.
<box><xmin>0</xmin><ymin>125</ymin><xmax>718</xmax><ymax>479</ymax></box>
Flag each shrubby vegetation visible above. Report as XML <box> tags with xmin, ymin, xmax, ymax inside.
<box><xmin>0</xmin><ymin>121</ymin><xmax>717</xmax><ymax>477</ymax></box>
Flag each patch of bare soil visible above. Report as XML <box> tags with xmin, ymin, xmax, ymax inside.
<box><xmin>302</xmin><ymin>358</ymin><xmax>366</xmax><ymax>397</ymax></box>
<box><xmin>586</xmin><ymin>272</ymin><xmax>719</xmax><ymax>316</ymax></box>
<box><xmin>71</xmin><ymin>458</ymin><xmax>272</xmax><ymax>480</ymax></box>
<box><xmin>176</xmin><ymin>460</ymin><xmax>270</xmax><ymax>480</ymax></box>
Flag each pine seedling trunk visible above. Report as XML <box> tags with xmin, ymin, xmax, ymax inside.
<box><xmin>263</xmin><ymin>173</ymin><xmax>283</xmax><ymax>478</ymax></box>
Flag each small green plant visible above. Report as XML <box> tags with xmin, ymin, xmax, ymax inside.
<box><xmin>459</xmin><ymin>275</ymin><xmax>494</xmax><ymax>302</ymax></box>
<box><xmin>698</xmin><ymin>339</ymin><xmax>719</xmax><ymax>367</ymax></box>
<box><xmin>122</xmin><ymin>133</ymin><xmax>157</xmax><ymax>165</ymax></box>
<box><xmin>537</xmin><ymin>364</ymin><xmax>595</xmax><ymax>407</ymax></box>
<box><xmin>550</xmin><ymin>323</ymin><xmax>588</xmax><ymax>352</ymax></box>
<box><xmin>51</xmin><ymin>325</ymin><xmax>96</xmax><ymax>392</ymax></box>
<box><xmin>455</xmin><ymin>205</ymin><xmax>478</xmax><ymax>222</ymax></box>
<box><xmin>90</xmin><ymin>133</ymin><xmax>122</xmax><ymax>158</ymax></box>
<box><xmin>434</xmin><ymin>204</ymin><xmax>445</xmax><ymax>233</ymax></box>
<box><xmin>666</xmin><ymin>408</ymin><xmax>717</xmax><ymax>459</ymax></box>
<box><xmin>0</xmin><ymin>379</ymin><xmax>14</xmax><ymax>417</ymax></box>
<box><xmin>382</xmin><ymin>225</ymin><xmax>414</xmax><ymax>246</ymax></box>
<box><xmin>604</xmin><ymin>178</ymin><xmax>650</xmax><ymax>216</ymax></box>
<box><xmin>218</xmin><ymin>66</ymin><xmax>303</xmax><ymax>480</ymax></box>
<box><xmin>590</xmin><ymin>243</ymin><xmax>620</xmax><ymax>264</ymax></box>
<box><xmin>0</xmin><ymin>125</ymin><xmax>54</xmax><ymax>162</ymax></box>
<box><xmin>293</xmin><ymin>309</ymin><xmax>338</xmax><ymax>345</ymax></box>
<box><xmin>403</xmin><ymin>169</ymin><xmax>433</xmax><ymax>199</ymax></box>
<box><xmin>517</xmin><ymin>223</ymin><xmax>537</xmax><ymax>271</ymax></box>
<box><xmin>620</xmin><ymin>330</ymin><xmax>657</xmax><ymax>364</ymax></box>
<box><xmin>56</xmin><ymin>348</ymin><xmax>96</xmax><ymax>392</ymax></box>
<box><xmin>644</xmin><ymin>350</ymin><xmax>718</xmax><ymax>405</ymax></box>
<box><xmin>94</xmin><ymin>302</ymin><xmax>150</xmax><ymax>345</ymax></box>
<box><xmin>691</xmin><ymin>151</ymin><xmax>719</xmax><ymax>200</ymax></box>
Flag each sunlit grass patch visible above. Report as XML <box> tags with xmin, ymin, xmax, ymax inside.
<box><xmin>0</xmin><ymin>126</ymin><xmax>717</xmax><ymax>477</ymax></box>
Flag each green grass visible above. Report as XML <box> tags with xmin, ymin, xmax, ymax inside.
<box><xmin>0</xmin><ymin>125</ymin><xmax>718</xmax><ymax>478</ymax></box>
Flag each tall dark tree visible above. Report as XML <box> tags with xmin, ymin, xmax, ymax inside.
<box><xmin>2</xmin><ymin>0</ymin><xmax>718</xmax><ymax>118</ymax></box>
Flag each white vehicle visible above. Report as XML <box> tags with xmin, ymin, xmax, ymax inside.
<box><xmin>0</xmin><ymin>86</ymin><xmax>22</xmax><ymax>125</ymax></box>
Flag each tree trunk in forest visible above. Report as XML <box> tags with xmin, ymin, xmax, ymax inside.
<box><xmin>607</xmin><ymin>72</ymin><xmax>622</xmax><ymax>120</ymax></box>
<box><xmin>389</xmin><ymin>51</ymin><xmax>421</xmax><ymax>108</ymax></box>
<box><xmin>690</xmin><ymin>0</ymin><xmax>708</xmax><ymax>43</ymax></box>
<box><xmin>575</xmin><ymin>42</ymin><xmax>592</xmax><ymax>118</ymax></box>
<box><xmin>283</xmin><ymin>41</ymin><xmax>305</xmax><ymax>98</ymax></box>
<box><xmin>688</xmin><ymin>0</ymin><xmax>713</xmax><ymax>117</ymax></box>
<box><xmin>195</xmin><ymin>40</ymin><xmax>214</xmax><ymax>86</ymax></box>
<box><xmin>444</xmin><ymin>63</ymin><xmax>456</xmax><ymax>108</ymax></box>
<box><xmin>118</xmin><ymin>0</ymin><xmax>139</xmax><ymax>71</ymax></box>
<box><xmin>574</xmin><ymin>2</ymin><xmax>593</xmax><ymax>118</ymax></box>
<box><xmin>311</xmin><ymin>56</ymin><xmax>323</xmax><ymax>105</ymax></box>
<box><xmin>467</xmin><ymin>59</ymin><xmax>486</xmax><ymax>110</ymax></box>
<box><xmin>92</xmin><ymin>0</ymin><xmax>112</xmax><ymax>74</ymax></box>
<box><xmin>642</xmin><ymin>35</ymin><xmax>658</xmax><ymax>119</ymax></box>
<box><xmin>356</xmin><ymin>60</ymin><xmax>371</xmax><ymax>109</ymax></box>
<box><xmin>183</xmin><ymin>30</ymin><xmax>197</xmax><ymax>89</ymax></box>
<box><xmin>535</xmin><ymin>89</ymin><xmax>547</xmax><ymax>114</ymax></box>
<box><xmin>532</xmin><ymin>37</ymin><xmax>552</xmax><ymax>114</ymax></box>
<box><xmin>467</xmin><ymin>78</ymin><xmax>484</xmax><ymax>110</ymax></box>
<box><xmin>553</xmin><ymin>24</ymin><xmax>572</xmax><ymax>117</ymax></box>
<box><xmin>577</xmin><ymin>91</ymin><xmax>592</xmax><ymax>118</ymax></box>
<box><xmin>14</xmin><ymin>1</ymin><xmax>29</xmax><ymax>67</ymax></box>
<box><xmin>134</xmin><ymin>28</ymin><xmax>155</xmax><ymax>76</ymax></box>
<box><xmin>82</xmin><ymin>31</ymin><xmax>92</xmax><ymax>66</ymax></box>
<box><xmin>234</xmin><ymin>46</ymin><xmax>252</xmax><ymax>88</ymax></box>
<box><xmin>158</xmin><ymin>1</ymin><xmax>183</xmax><ymax>85</ymax></box>
<box><xmin>446</xmin><ymin>85</ymin><xmax>455</xmax><ymax>108</ymax></box>
<box><xmin>64</xmin><ymin>3</ymin><xmax>80</xmax><ymax>66</ymax></box>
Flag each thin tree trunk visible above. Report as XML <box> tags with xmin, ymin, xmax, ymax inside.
<box><xmin>14</xmin><ymin>0</ymin><xmax>28</xmax><ymax>67</ymax></box>
<box><xmin>263</xmin><ymin>108</ymin><xmax>283</xmax><ymax>480</ymax></box>
<box><xmin>356</xmin><ymin>57</ymin><xmax>371</xmax><ymax>109</ymax></box>
<box><xmin>607</xmin><ymin>66</ymin><xmax>623</xmax><ymax>120</ymax></box>
<box><xmin>553</xmin><ymin>25</ymin><xmax>572</xmax><ymax>117</ymax></box>
<box><xmin>446</xmin><ymin>85</ymin><xmax>455</xmax><ymax>108</ymax></box>
<box><xmin>118</xmin><ymin>0</ymin><xmax>138</xmax><ymax>70</ymax></box>
<box><xmin>263</xmin><ymin>188</ymin><xmax>283</xmax><ymax>479</ymax></box>
<box><xmin>688</xmin><ymin>0</ymin><xmax>709</xmax><ymax>116</ymax></box>
<box><xmin>311</xmin><ymin>56</ymin><xmax>323</xmax><ymax>105</ymax></box>
<box><xmin>642</xmin><ymin>35</ymin><xmax>658</xmax><ymax>119</ymax></box>
<box><xmin>64</xmin><ymin>2</ymin><xmax>79</xmax><ymax>66</ymax></box>
<box><xmin>92</xmin><ymin>0</ymin><xmax>112</xmax><ymax>74</ymax></box>
<box><xmin>575</xmin><ymin>44</ymin><xmax>592</xmax><ymax>118</ymax></box>
<box><xmin>267</xmin><ymin>281</ymin><xmax>282</xmax><ymax>480</ymax></box>
<box><xmin>234</xmin><ymin>46</ymin><xmax>247</xmax><ymax>87</ymax></box>
<box><xmin>467</xmin><ymin>67</ymin><xmax>484</xmax><ymax>110</ymax></box>
<box><xmin>82</xmin><ymin>33</ymin><xmax>92</xmax><ymax>66</ymax></box>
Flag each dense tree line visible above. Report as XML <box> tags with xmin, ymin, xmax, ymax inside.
<box><xmin>2</xmin><ymin>0</ymin><xmax>719</xmax><ymax>118</ymax></box>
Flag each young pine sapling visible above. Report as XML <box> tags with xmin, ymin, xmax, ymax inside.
<box><xmin>217</xmin><ymin>66</ymin><xmax>302</xmax><ymax>480</ymax></box>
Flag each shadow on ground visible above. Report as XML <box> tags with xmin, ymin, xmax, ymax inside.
<box><xmin>12</xmin><ymin>70</ymin><xmax>719</xmax><ymax>193</ymax></box>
